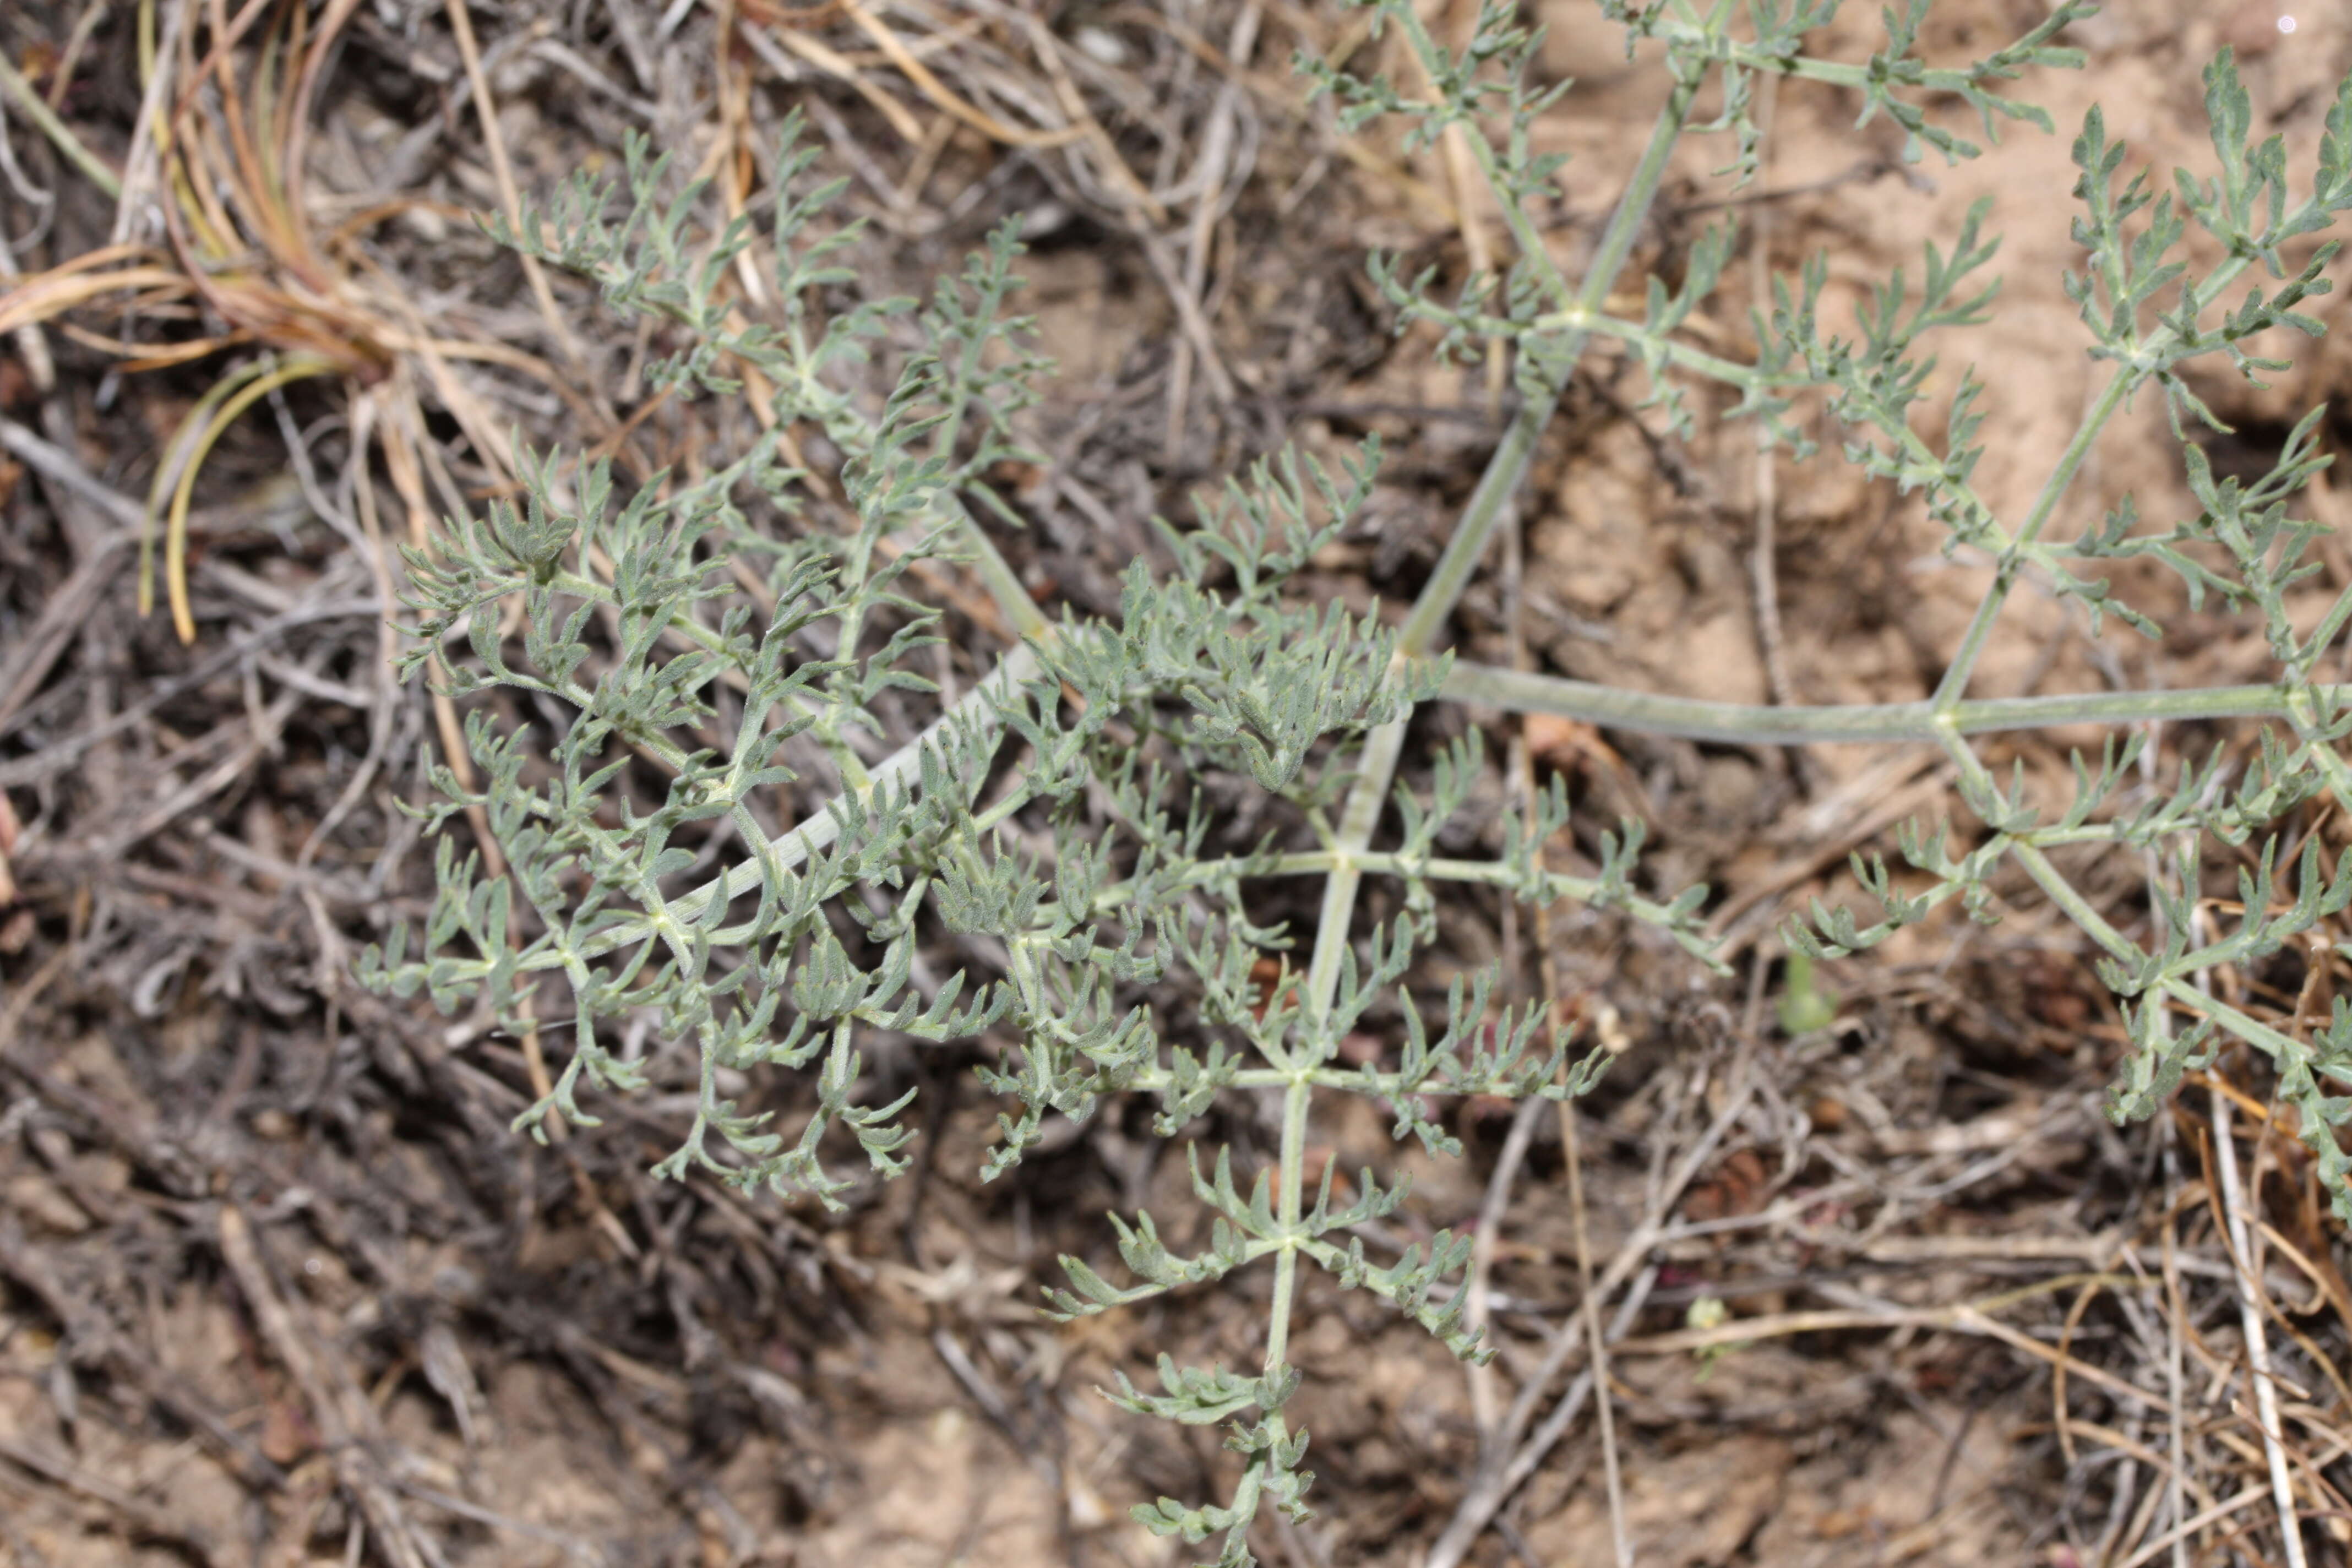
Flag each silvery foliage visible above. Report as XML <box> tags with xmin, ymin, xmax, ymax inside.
<box><xmin>1380</xmin><ymin>5</ymin><xmax>2352</xmax><ymax>1226</ymax></box>
<box><xmin>361</xmin><ymin>1</ymin><xmax>2352</xmax><ymax>1560</ymax></box>
<box><xmin>358</xmin><ymin>97</ymin><xmax>1674</xmax><ymax>1563</ymax></box>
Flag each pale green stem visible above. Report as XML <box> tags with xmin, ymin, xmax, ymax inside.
<box><xmin>1283</xmin><ymin>58</ymin><xmax>1711</xmax><ymax>1419</ymax></box>
<box><xmin>2014</xmin><ymin>842</ymin><xmax>2352</xmax><ymax>1087</ymax></box>
<box><xmin>1305</xmin><ymin>57</ymin><xmax>1710</xmax><ymax>1020</ymax></box>
<box><xmin>2010</xmin><ymin>840</ymin><xmax>2144</xmax><ymax>966</ymax></box>
<box><xmin>1930</xmin><ymin>369</ymin><xmax>2132</xmax><ymax>710</ymax></box>
<box><xmin>2015</xmin><ymin>832</ymin><xmax>2352</xmax><ymax>1088</ymax></box>
<box><xmin>1385</xmin><ymin>3</ymin><xmax>1578</xmax><ymax>314</ymax></box>
<box><xmin>1929</xmin><ymin>195</ymin><xmax>2327</xmax><ymax>709</ymax></box>
<box><xmin>1445</xmin><ymin>661</ymin><xmax>2352</xmax><ymax>744</ymax></box>
<box><xmin>943</xmin><ymin>487</ymin><xmax>1052</xmax><ymax>643</ymax></box>
<box><xmin>1526</xmin><ymin>313</ymin><xmax>2017</xmax><ymax>554</ymax></box>
<box><xmin>1088</xmin><ymin>848</ymin><xmax>1683</xmax><ymax>922</ymax></box>
<box><xmin>1263</xmin><ymin>1069</ymin><xmax>1313</xmax><ymax>1380</ymax></box>
<box><xmin>2162</xmin><ymin>975</ymin><xmax>2352</xmax><ymax>1082</ymax></box>
<box><xmin>506</xmin><ymin>631</ymin><xmax>2333</xmax><ymax>979</ymax></box>
<box><xmin>2281</xmin><ymin>688</ymin><xmax>2352</xmax><ymax>816</ymax></box>
<box><xmin>1643</xmin><ymin>17</ymin><xmax>2071</xmax><ymax>100</ymax></box>
<box><xmin>548</xmin><ymin>642</ymin><xmax>1043</xmax><ymax>965</ymax></box>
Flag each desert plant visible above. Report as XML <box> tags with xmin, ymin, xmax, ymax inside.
<box><xmin>361</xmin><ymin>2</ymin><xmax>2352</xmax><ymax>1560</ymax></box>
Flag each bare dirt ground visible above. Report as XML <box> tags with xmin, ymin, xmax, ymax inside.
<box><xmin>2</xmin><ymin>1</ymin><xmax>2351</xmax><ymax>1565</ymax></box>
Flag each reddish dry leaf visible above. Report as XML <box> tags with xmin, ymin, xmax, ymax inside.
<box><xmin>0</xmin><ymin>789</ymin><xmax>19</xmax><ymax>906</ymax></box>
<box><xmin>1523</xmin><ymin>711</ymin><xmax>1618</xmax><ymax>777</ymax></box>
<box><xmin>1681</xmin><ymin>1146</ymin><xmax>1770</xmax><ymax>1224</ymax></box>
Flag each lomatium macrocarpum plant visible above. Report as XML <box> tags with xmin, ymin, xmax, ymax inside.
<box><xmin>362</xmin><ymin>3</ymin><xmax>2352</xmax><ymax>1560</ymax></box>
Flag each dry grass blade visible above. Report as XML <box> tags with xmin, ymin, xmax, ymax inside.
<box><xmin>0</xmin><ymin>251</ymin><xmax>192</xmax><ymax>336</ymax></box>
<box><xmin>140</xmin><ymin>351</ymin><xmax>336</xmax><ymax>641</ymax></box>
<box><xmin>444</xmin><ymin>0</ymin><xmax>591</xmax><ymax>378</ymax></box>
<box><xmin>758</xmin><ymin>21</ymin><xmax>928</xmax><ymax>143</ymax></box>
<box><xmin>14</xmin><ymin>0</ymin><xmax>610</xmax><ymax>647</ymax></box>
<box><xmin>0</xmin><ymin>46</ymin><xmax>123</xmax><ymax>198</ymax></box>
<box><xmin>838</xmin><ymin>0</ymin><xmax>1085</xmax><ymax>149</ymax></box>
<box><xmin>2209</xmin><ymin>1082</ymin><xmax>2314</xmax><ymax>1568</ymax></box>
<box><xmin>1160</xmin><ymin>0</ymin><xmax>1261</xmax><ymax>460</ymax></box>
